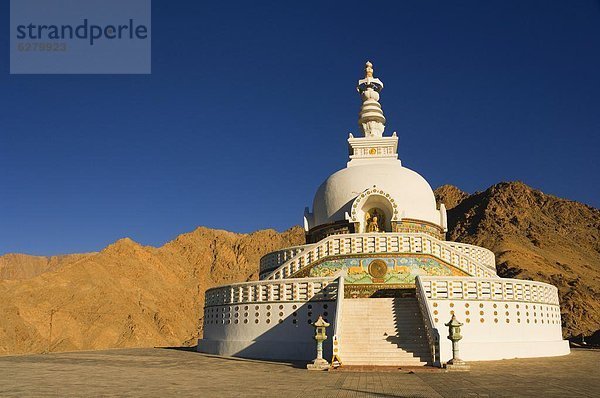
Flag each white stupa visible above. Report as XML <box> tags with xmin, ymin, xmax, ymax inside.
<box><xmin>198</xmin><ymin>63</ymin><xmax>569</xmax><ymax>367</ymax></box>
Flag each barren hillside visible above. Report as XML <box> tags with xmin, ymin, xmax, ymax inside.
<box><xmin>0</xmin><ymin>227</ymin><xmax>304</xmax><ymax>355</ymax></box>
<box><xmin>435</xmin><ymin>182</ymin><xmax>600</xmax><ymax>338</ymax></box>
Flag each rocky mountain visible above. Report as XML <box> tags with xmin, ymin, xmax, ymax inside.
<box><xmin>434</xmin><ymin>185</ymin><xmax>469</xmax><ymax>210</ymax></box>
<box><xmin>0</xmin><ymin>253</ymin><xmax>93</xmax><ymax>280</ymax></box>
<box><xmin>0</xmin><ymin>181</ymin><xmax>597</xmax><ymax>356</ymax></box>
<box><xmin>435</xmin><ymin>181</ymin><xmax>600</xmax><ymax>338</ymax></box>
<box><xmin>0</xmin><ymin>227</ymin><xmax>304</xmax><ymax>355</ymax></box>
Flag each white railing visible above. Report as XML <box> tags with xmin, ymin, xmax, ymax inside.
<box><xmin>265</xmin><ymin>232</ymin><xmax>499</xmax><ymax>281</ymax></box>
<box><xmin>417</xmin><ymin>276</ymin><xmax>559</xmax><ymax>305</ymax></box>
<box><xmin>331</xmin><ymin>275</ymin><xmax>344</xmax><ymax>365</ymax></box>
<box><xmin>204</xmin><ymin>277</ymin><xmax>338</xmax><ymax>307</ymax></box>
<box><xmin>259</xmin><ymin>244</ymin><xmax>310</xmax><ymax>275</ymax></box>
<box><xmin>444</xmin><ymin>242</ymin><xmax>496</xmax><ymax>271</ymax></box>
<box><xmin>415</xmin><ymin>277</ymin><xmax>440</xmax><ymax>366</ymax></box>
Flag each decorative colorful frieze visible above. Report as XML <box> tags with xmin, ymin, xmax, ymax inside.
<box><xmin>304</xmin><ymin>255</ymin><xmax>467</xmax><ymax>286</ymax></box>
<box><xmin>394</xmin><ymin>219</ymin><xmax>444</xmax><ymax>240</ymax></box>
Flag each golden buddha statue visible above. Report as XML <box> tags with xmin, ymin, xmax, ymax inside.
<box><xmin>365</xmin><ymin>209</ymin><xmax>384</xmax><ymax>233</ymax></box>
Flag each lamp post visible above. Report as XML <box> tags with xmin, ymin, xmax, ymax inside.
<box><xmin>307</xmin><ymin>315</ymin><xmax>330</xmax><ymax>370</ymax></box>
<box><xmin>444</xmin><ymin>314</ymin><xmax>470</xmax><ymax>371</ymax></box>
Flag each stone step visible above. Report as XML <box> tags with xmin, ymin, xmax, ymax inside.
<box><xmin>341</xmin><ymin>331</ymin><xmax>426</xmax><ymax>335</ymax></box>
<box><xmin>341</xmin><ymin>331</ymin><xmax>426</xmax><ymax>336</ymax></box>
<box><xmin>343</xmin><ymin>318</ymin><xmax>421</xmax><ymax>320</ymax></box>
<box><xmin>342</xmin><ymin>355</ymin><xmax>431</xmax><ymax>362</ymax></box>
<box><xmin>344</xmin><ymin>306</ymin><xmax>420</xmax><ymax>308</ymax></box>
<box><xmin>342</xmin><ymin>350</ymin><xmax>430</xmax><ymax>357</ymax></box>
<box><xmin>341</xmin><ymin>343</ymin><xmax>429</xmax><ymax>348</ymax></box>
<box><xmin>340</xmin><ymin>320</ymin><xmax>424</xmax><ymax>324</ymax></box>
<box><xmin>342</xmin><ymin>314</ymin><xmax>422</xmax><ymax>318</ymax></box>
<box><xmin>342</xmin><ymin>320</ymin><xmax>422</xmax><ymax>325</ymax></box>
<box><xmin>343</xmin><ymin>312</ymin><xmax>421</xmax><ymax>315</ymax></box>
<box><xmin>342</xmin><ymin>343</ymin><xmax>429</xmax><ymax>348</ymax></box>
<box><xmin>340</xmin><ymin>333</ymin><xmax>427</xmax><ymax>338</ymax></box>
<box><xmin>344</xmin><ymin>304</ymin><xmax>419</xmax><ymax>307</ymax></box>
<box><xmin>342</xmin><ymin>344</ymin><xmax>429</xmax><ymax>350</ymax></box>
<box><xmin>342</xmin><ymin>326</ymin><xmax>425</xmax><ymax>328</ymax></box>
<box><xmin>342</xmin><ymin>353</ymin><xmax>429</xmax><ymax>360</ymax></box>
<box><xmin>342</xmin><ymin>324</ymin><xmax>422</xmax><ymax>328</ymax></box>
<box><xmin>342</xmin><ymin>349</ymin><xmax>429</xmax><ymax>355</ymax></box>
<box><xmin>342</xmin><ymin>318</ymin><xmax>422</xmax><ymax>320</ymax></box>
<box><xmin>341</xmin><ymin>339</ymin><xmax>429</xmax><ymax>345</ymax></box>
<box><xmin>344</xmin><ymin>309</ymin><xmax>421</xmax><ymax>311</ymax></box>
<box><xmin>342</xmin><ymin>357</ymin><xmax>430</xmax><ymax>364</ymax></box>
<box><xmin>343</xmin><ymin>349</ymin><xmax>430</xmax><ymax>354</ymax></box>
<box><xmin>342</xmin><ymin>325</ymin><xmax>425</xmax><ymax>328</ymax></box>
<box><xmin>343</xmin><ymin>305</ymin><xmax>419</xmax><ymax>308</ymax></box>
<box><xmin>345</xmin><ymin>302</ymin><xmax>418</xmax><ymax>304</ymax></box>
<box><xmin>340</xmin><ymin>340</ymin><xmax>429</xmax><ymax>349</ymax></box>
<box><xmin>343</xmin><ymin>306</ymin><xmax>419</xmax><ymax>309</ymax></box>
<box><xmin>342</xmin><ymin>359</ymin><xmax>430</xmax><ymax>366</ymax></box>
<box><xmin>340</xmin><ymin>338</ymin><xmax>428</xmax><ymax>343</ymax></box>
<box><xmin>342</xmin><ymin>351</ymin><xmax>430</xmax><ymax>357</ymax></box>
<box><xmin>339</xmin><ymin>327</ymin><xmax>424</xmax><ymax>332</ymax></box>
<box><xmin>342</xmin><ymin>334</ymin><xmax>428</xmax><ymax>338</ymax></box>
<box><xmin>342</xmin><ymin>310</ymin><xmax>420</xmax><ymax>314</ymax></box>
<box><xmin>343</xmin><ymin>298</ymin><xmax>417</xmax><ymax>302</ymax></box>
<box><xmin>341</xmin><ymin>328</ymin><xmax>424</xmax><ymax>332</ymax></box>
<box><xmin>343</xmin><ymin>316</ymin><xmax>422</xmax><ymax>318</ymax></box>
<box><xmin>342</xmin><ymin>315</ymin><xmax>421</xmax><ymax>318</ymax></box>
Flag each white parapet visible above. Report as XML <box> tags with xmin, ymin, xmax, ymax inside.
<box><xmin>199</xmin><ymin>277</ymin><xmax>339</xmax><ymax>361</ymax></box>
<box><xmin>416</xmin><ymin>276</ymin><xmax>570</xmax><ymax>363</ymax></box>
<box><xmin>263</xmin><ymin>232</ymin><xmax>498</xmax><ymax>281</ymax></box>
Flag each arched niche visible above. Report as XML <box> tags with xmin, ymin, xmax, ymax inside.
<box><xmin>347</xmin><ymin>186</ymin><xmax>399</xmax><ymax>233</ymax></box>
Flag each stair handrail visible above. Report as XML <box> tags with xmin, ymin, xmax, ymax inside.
<box><xmin>331</xmin><ymin>272</ymin><xmax>345</xmax><ymax>366</ymax></box>
<box><xmin>415</xmin><ymin>275</ymin><xmax>440</xmax><ymax>367</ymax></box>
<box><xmin>259</xmin><ymin>243</ymin><xmax>312</xmax><ymax>275</ymax></box>
<box><xmin>443</xmin><ymin>241</ymin><xmax>496</xmax><ymax>271</ymax></box>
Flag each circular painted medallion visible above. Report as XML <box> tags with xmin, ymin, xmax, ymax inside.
<box><xmin>368</xmin><ymin>259</ymin><xmax>388</xmax><ymax>278</ymax></box>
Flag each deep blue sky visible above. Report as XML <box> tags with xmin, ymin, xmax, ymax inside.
<box><xmin>1</xmin><ymin>1</ymin><xmax>599</xmax><ymax>255</ymax></box>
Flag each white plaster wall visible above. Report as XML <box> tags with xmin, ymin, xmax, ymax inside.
<box><xmin>199</xmin><ymin>300</ymin><xmax>337</xmax><ymax>361</ymax></box>
<box><xmin>426</xmin><ymin>299</ymin><xmax>569</xmax><ymax>362</ymax></box>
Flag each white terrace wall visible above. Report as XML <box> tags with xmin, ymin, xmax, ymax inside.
<box><xmin>265</xmin><ymin>233</ymin><xmax>499</xmax><ymax>281</ymax></box>
<box><xmin>199</xmin><ymin>277</ymin><xmax>338</xmax><ymax>361</ymax></box>
<box><xmin>417</xmin><ymin>276</ymin><xmax>570</xmax><ymax>363</ymax></box>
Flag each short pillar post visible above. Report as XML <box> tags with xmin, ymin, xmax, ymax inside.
<box><xmin>444</xmin><ymin>314</ymin><xmax>470</xmax><ymax>371</ymax></box>
<box><xmin>307</xmin><ymin>315</ymin><xmax>330</xmax><ymax>371</ymax></box>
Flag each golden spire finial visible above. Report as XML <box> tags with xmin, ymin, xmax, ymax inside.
<box><xmin>365</xmin><ymin>61</ymin><xmax>373</xmax><ymax>78</ymax></box>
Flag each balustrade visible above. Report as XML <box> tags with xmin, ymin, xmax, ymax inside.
<box><xmin>204</xmin><ymin>277</ymin><xmax>338</xmax><ymax>307</ymax></box>
<box><xmin>264</xmin><ymin>233</ymin><xmax>499</xmax><ymax>281</ymax></box>
<box><xmin>417</xmin><ymin>276</ymin><xmax>559</xmax><ymax>305</ymax></box>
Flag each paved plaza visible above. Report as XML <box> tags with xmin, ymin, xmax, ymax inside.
<box><xmin>0</xmin><ymin>348</ymin><xmax>597</xmax><ymax>397</ymax></box>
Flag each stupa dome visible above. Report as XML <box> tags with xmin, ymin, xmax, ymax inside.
<box><xmin>312</xmin><ymin>162</ymin><xmax>441</xmax><ymax>227</ymax></box>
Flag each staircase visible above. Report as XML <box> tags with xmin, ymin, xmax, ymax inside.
<box><xmin>339</xmin><ymin>297</ymin><xmax>432</xmax><ymax>366</ymax></box>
